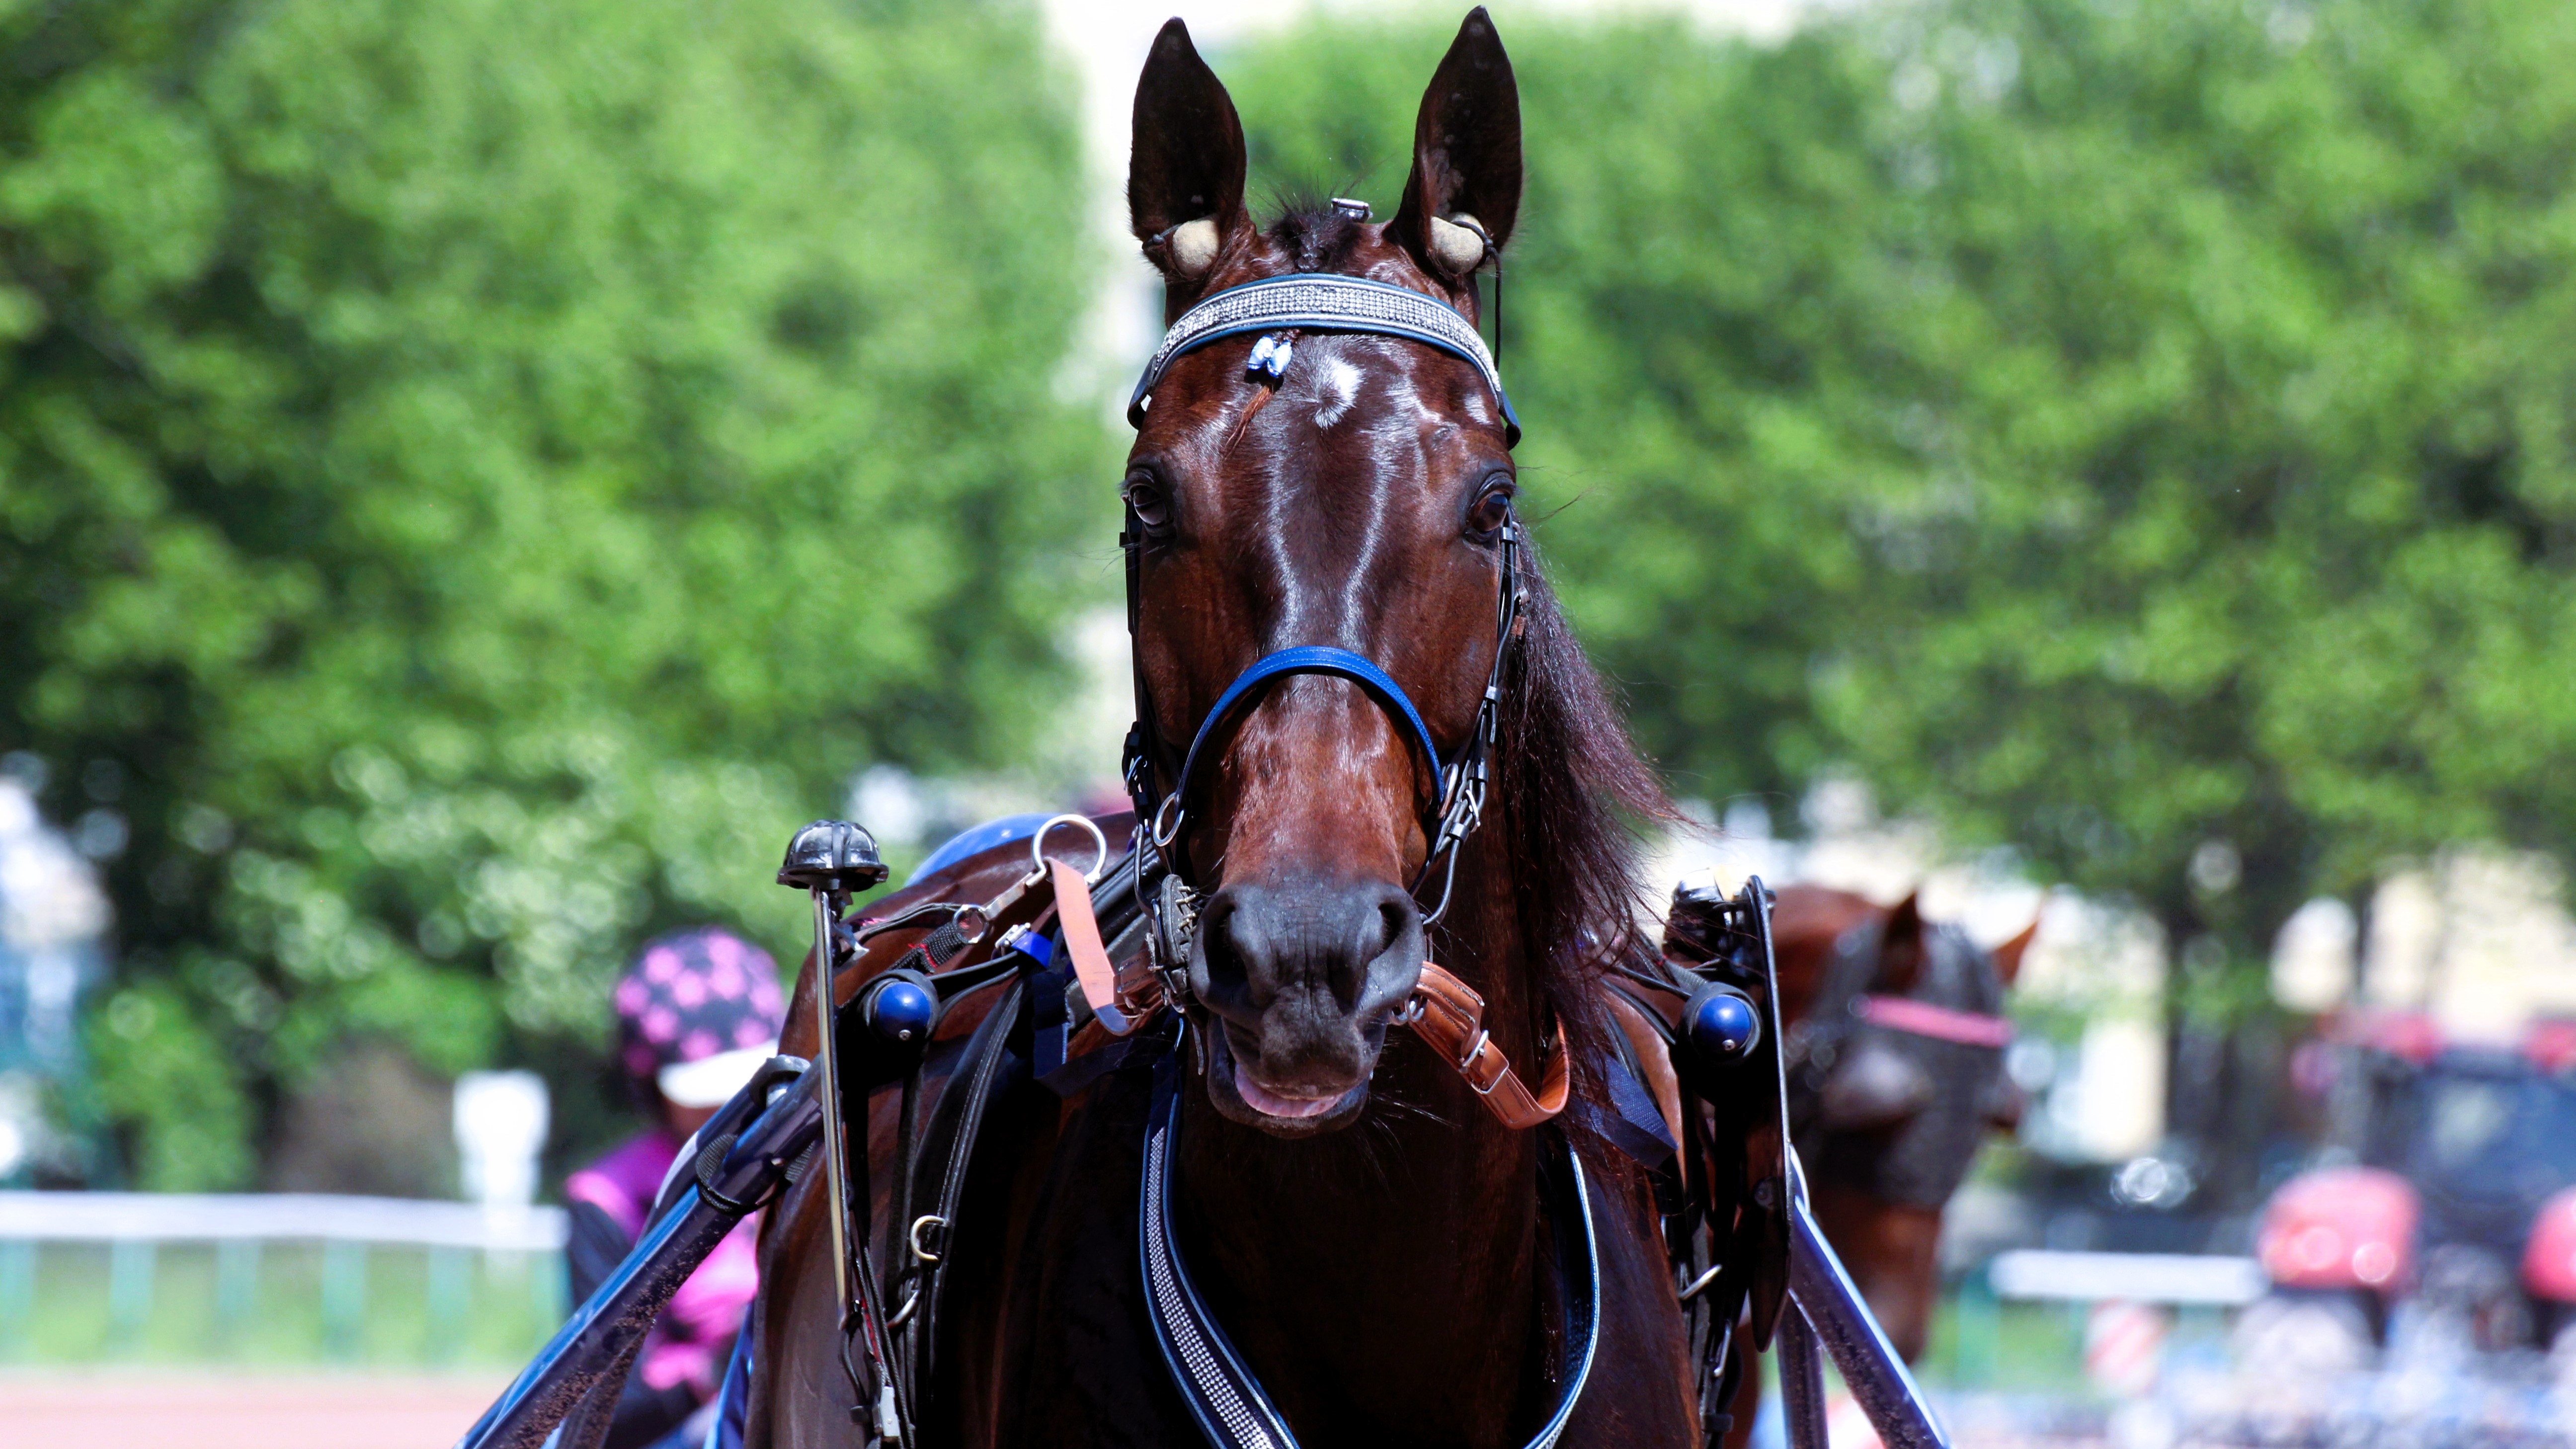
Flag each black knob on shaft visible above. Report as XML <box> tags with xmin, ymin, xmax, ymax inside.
<box><xmin>777</xmin><ymin>819</ymin><xmax>888</xmax><ymax>894</ymax></box>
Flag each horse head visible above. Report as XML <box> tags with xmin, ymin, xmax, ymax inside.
<box><xmin>1124</xmin><ymin>12</ymin><xmax>1541</xmax><ymax>1136</ymax></box>
<box><xmin>1772</xmin><ymin>886</ymin><xmax>2033</xmax><ymax>1359</ymax></box>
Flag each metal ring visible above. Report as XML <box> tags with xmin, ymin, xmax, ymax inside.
<box><xmin>1150</xmin><ymin>794</ymin><xmax>1186</xmax><ymax>851</ymax></box>
<box><xmin>1032</xmin><ymin>813</ymin><xmax>1111</xmax><ymax>886</ymax></box>
<box><xmin>1678</xmin><ymin>1264</ymin><xmax>1723</xmax><ymax>1301</ymax></box>
<box><xmin>885</xmin><ymin>1288</ymin><xmax>920</xmax><ymax>1328</ymax></box>
<box><xmin>908</xmin><ymin>1213</ymin><xmax>947</xmax><ymax>1264</ymax></box>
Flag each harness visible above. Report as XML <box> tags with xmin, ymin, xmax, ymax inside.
<box><xmin>1106</xmin><ymin>271</ymin><xmax>1600</xmax><ymax>1448</ymax></box>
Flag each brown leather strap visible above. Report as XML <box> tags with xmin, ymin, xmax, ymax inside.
<box><xmin>1404</xmin><ymin>962</ymin><xmax>1568</xmax><ymax>1130</ymax></box>
<box><xmin>1603</xmin><ymin>988</ymin><xmax>1686</xmax><ymax>1184</ymax></box>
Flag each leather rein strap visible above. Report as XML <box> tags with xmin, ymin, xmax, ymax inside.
<box><xmin>1401</xmin><ymin>962</ymin><xmax>1570</xmax><ymax>1130</ymax></box>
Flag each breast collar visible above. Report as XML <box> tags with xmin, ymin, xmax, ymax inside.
<box><xmin>1139</xmin><ymin>1033</ymin><xmax>1598</xmax><ymax>1449</ymax></box>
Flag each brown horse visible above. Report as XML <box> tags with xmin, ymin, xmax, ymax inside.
<box><xmin>749</xmin><ymin>12</ymin><xmax>1700</xmax><ymax>1448</ymax></box>
<box><xmin>1719</xmin><ymin>885</ymin><xmax>2030</xmax><ymax>1443</ymax></box>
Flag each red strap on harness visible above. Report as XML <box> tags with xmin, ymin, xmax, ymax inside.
<box><xmin>1853</xmin><ymin>994</ymin><xmax>2013</xmax><ymax>1049</ymax></box>
<box><xmin>1051</xmin><ymin>860</ymin><xmax>1137</xmax><ymax>1036</ymax></box>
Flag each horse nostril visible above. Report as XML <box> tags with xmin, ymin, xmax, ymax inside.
<box><xmin>1347</xmin><ymin>895</ymin><xmax>1414</xmax><ymax>1006</ymax></box>
<box><xmin>1193</xmin><ymin>880</ymin><xmax>1422</xmax><ymax>1023</ymax></box>
<box><xmin>1193</xmin><ymin>893</ymin><xmax>1251</xmax><ymax>1003</ymax></box>
<box><xmin>1373</xmin><ymin>898</ymin><xmax>1408</xmax><ymax>958</ymax></box>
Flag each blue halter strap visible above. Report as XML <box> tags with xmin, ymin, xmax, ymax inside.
<box><xmin>1163</xmin><ymin>646</ymin><xmax>1445</xmax><ymax>838</ymax></box>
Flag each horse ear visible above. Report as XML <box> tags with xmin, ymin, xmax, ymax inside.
<box><xmin>1878</xmin><ymin>891</ymin><xmax>1926</xmax><ymax>994</ymax></box>
<box><xmin>1990</xmin><ymin>917</ymin><xmax>2038</xmax><ymax>988</ymax></box>
<box><xmin>1128</xmin><ymin>19</ymin><xmax>1249</xmax><ymax>285</ymax></box>
<box><xmin>1390</xmin><ymin>8</ymin><xmax>1522</xmax><ymax>282</ymax></box>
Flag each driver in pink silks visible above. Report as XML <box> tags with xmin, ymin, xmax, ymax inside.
<box><xmin>564</xmin><ymin>928</ymin><xmax>786</xmax><ymax>1449</ymax></box>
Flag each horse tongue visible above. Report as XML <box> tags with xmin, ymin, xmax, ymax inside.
<box><xmin>1233</xmin><ymin>1064</ymin><xmax>1345</xmax><ymax>1120</ymax></box>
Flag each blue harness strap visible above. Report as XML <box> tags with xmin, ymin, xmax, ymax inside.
<box><xmin>1170</xmin><ymin>646</ymin><xmax>1446</xmax><ymax>825</ymax></box>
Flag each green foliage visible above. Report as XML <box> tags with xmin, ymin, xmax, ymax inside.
<box><xmin>1819</xmin><ymin>0</ymin><xmax>2576</xmax><ymax>951</ymax></box>
<box><xmin>1225</xmin><ymin>15</ymin><xmax>1901</xmax><ymax>808</ymax></box>
<box><xmin>1225</xmin><ymin>0</ymin><xmax>2576</xmax><ymax>981</ymax></box>
<box><xmin>1</xmin><ymin>0</ymin><xmax>1105</xmax><ymax>1187</ymax></box>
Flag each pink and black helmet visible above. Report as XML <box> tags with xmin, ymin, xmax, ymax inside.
<box><xmin>613</xmin><ymin>928</ymin><xmax>787</xmax><ymax>1109</ymax></box>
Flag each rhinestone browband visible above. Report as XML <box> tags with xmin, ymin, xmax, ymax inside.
<box><xmin>1127</xmin><ymin>274</ymin><xmax>1519</xmax><ymax>446</ymax></box>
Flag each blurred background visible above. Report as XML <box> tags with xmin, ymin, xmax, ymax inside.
<box><xmin>4</xmin><ymin>0</ymin><xmax>2575</xmax><ymax>1442</ymax></box>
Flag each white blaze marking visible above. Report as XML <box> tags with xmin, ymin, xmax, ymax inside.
<box><xmin>1311</xmin><ymin>358</ymin><xmax>1362</xmax><ymax>430</ymax></box>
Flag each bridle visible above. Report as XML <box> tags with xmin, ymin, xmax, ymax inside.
<box><xmin>1119</xmin><ymin>273</ymin><xmax>1527</xmax><ymax>933</ymax></box>
<box><xmin>1111</xmin><ymin>270</ymin><xmax>1595</xmax><ymax>1449</ymax></box>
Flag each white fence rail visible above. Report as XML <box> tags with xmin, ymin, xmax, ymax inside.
<box><xmin>1988</xmin><ymin>1249</ymin><xmax>2268</xmax><ymax>1305</ymax></box>
<box><xmin>0</xmin><ymin>1191</ymin><xmax>568</xmax><ymax>1362</ymax></box>
<box><xmin>0</xmin><ymin>1191</ymin><xmax>565</xmax><ymax>1250</ymax></box>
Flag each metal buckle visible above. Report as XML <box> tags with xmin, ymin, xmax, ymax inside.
<box><xmin>1031</xmin><ymin>813</ymin><xmax>1111</xmax><ymax>886</ymax></box>
<box><xmin>1458</xmin><ymin>1028</ymin><xmax>1498</xmax><ymax>1090</ymax></box>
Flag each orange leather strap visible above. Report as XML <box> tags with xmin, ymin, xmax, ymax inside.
<box><xmin>1050</xmin><ymin>860</ymin><xmax>1140</xmax><ymax>1035</ymax></box>
<box><xmin>1405</xmin><ymin>962</ymin><xmax>1569</xmax><ymax>1130</ymax></box>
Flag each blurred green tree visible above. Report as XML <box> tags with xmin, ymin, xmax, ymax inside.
<box><xmin>1225</xmin><ymin>14</ymin><xmax>1902</xmax><ymax>813</ymax></box>
<box><xmin>0</xmin><ymin>0</ymin><xmax>1105</xmax><ymax>1187</ymax></box>
<box><xmin>1229</xmin><ymin>0</ymin><xmax>2576</xmax><ymax>1186</ymax></box>
<box><xmin>1821</xmin><ymin>0</ymin><xmax>2576</xmax><ymax>1179</ymax></box>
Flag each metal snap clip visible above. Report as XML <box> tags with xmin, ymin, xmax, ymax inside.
<box><xmin>908</xmin><ymin>1213</ymin><xmax>948</xmax><ymax>1264</ymax></box>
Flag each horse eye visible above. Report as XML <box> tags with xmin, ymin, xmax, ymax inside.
<box><xmin>1465</xmin><ymin>479</ymin><xmax>1515</xmax><ymax>539</ymax></box>
<box><xmin>1124</xmin><ymin>471</ymin><xmax>1171</xmax><ymax>532</ymax></box>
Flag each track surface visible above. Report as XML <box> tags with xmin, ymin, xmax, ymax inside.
<box><xmin>0</xmin><ymin>1370</ymin><xmax>507</xmax><ymax>1447</ymax></box>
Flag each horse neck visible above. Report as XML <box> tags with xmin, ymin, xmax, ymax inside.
<box><xmin>1174</xmin><ymin>824</ymin><xmax>1549</xmax><ymax>1440</ymax></box>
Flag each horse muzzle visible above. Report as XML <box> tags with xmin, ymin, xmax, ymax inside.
<box><xmin>1187</xmin><ymin>876</ymin><xmax>1426</xmax><ymax>1134</ymax></box>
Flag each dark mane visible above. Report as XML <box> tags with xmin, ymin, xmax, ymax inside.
<box><xmin>1454</xmin><ymin>525</ymin><xmax>1677</xmax><ymax>1128</ymax></box>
